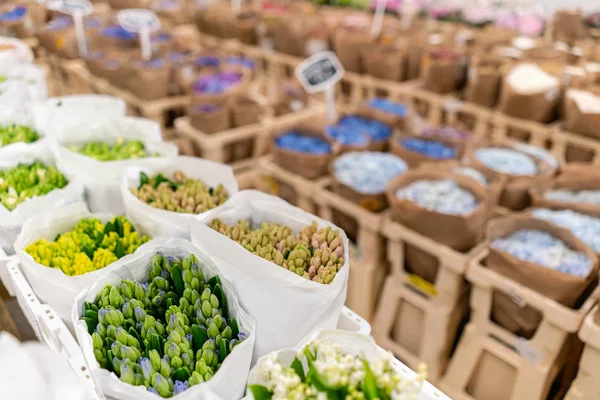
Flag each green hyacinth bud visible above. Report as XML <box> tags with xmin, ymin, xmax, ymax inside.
<box><xmin>107</xmin><ymin>325</ymin><xmax>117</xmax><ymax>339</ymax></box>
<box><xmin>170</xmin><ymin>356</ymin><xmax>183</xmax><ymax>369</ymax></box>
<box><xmin>120</xmin><ymin>345</ymin><xmax>139</xmax><ymax>363</ymax></box>
<box><xmin>119</xmin><ymin>364</ymin><xmax>135</xmax><ymax>384</ymax></box>
<box><xmin>201</xmin><ymin>288</ymin><xmax>211</xmax><ymax>302</ymax></box>
<box><xmin>207</xmin><ymin>321</ymin><xmax>219</xmax><ymax>338</ymax></box>
<box><xmin>209</xmin><ymin>294</ymin><xmax>219</xmax><ymax>309</ymax></box>
<box><xmin>149</xmin><ymin>349</ymin><xmax>161</xmax><ymax>371</ymax></box>
<box><xmin>109</xmin><ymin>286</ymin><xmax>124</xmax><ymax>308</ymax></box>
<box><xmin>115</xmin><ymin>326</ymin><xmax>128</xmax><ymax>344</ymax></box>
<box><xmin>153</xmin><ymin>373</ymin><xmax>171</xmax><ymax>397</ymax></box>
<box><xmin>127</xmin><ymin>335</ymin><xmax>140</xmax><ymax>349</ymax></box>
<box><xmin>201</xmin><ymin>300</ymin><xmax>212</xmax><ymax>319</ymax></box>
<box><xmin>159</xmin><ymin>358</ymin><xmax>170</xmax><ymax>378</ymax></box>
<box><xmin>221</xmin><ymin>326</ymin><xmax>232</xmax><ymax>340</ymax></box>
<box><xmin>167</xmin><ymin>342</ymin><xmax>180</xmax><ymax>359</ymax></box>
<box><xmin>119</xmin><ymin>282</ymin><xmax>133</xmax><ymax>299</ymax></box>
<box><xmin>170</xmin><ymin>329</ymin><xmax>182</xmax><ymax>345</ymax></box>
<box><xmin>111</xmin><ymin>342</ymin><xmax>122</xmax><ymax>359</ymax></box>
<box><xmin>92</xmin><ymin>332</ymin><xmax>103</xmax><ymax>350</ymax></box>
<box><xmin>188</xmin><ymin>371</ymin><xmax>205</xmax><ymax>387</ymax></box>
<box><xmin>144</xmin><ymin>315</ymin><xmax>156</xmax><ymax>331</ymax></box>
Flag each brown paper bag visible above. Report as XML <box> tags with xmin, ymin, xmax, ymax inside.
<box><xmin>554</xmin><ymin>10</ymin><xmax>587</xmax><ymax>43</ymax></box>
<box><xmin>420</xmin><ymin>160</ymin><xmax>506</xmax><ymax>217</ymax></box>
<box><xmin>108</xmin><ymin>0</ymin><xmax>144</xmax><ymax>10</ymax></box>
<box><xmin>564</xmin><ymin>90</ymin><xmax>600</xmax><ymax>139</ymax></box>
<box><xmin>272</xmin><ymin>123</ymin><xmax>338</xmax><ymax>180</ymax></box>
<box><xmin>273</xmin><ymin>14</ymin><xmax>309</xmax><ymax>57</ymax></box>
<box><xmin>125</xmin><ymin>59</ymin><xmax>170</xmax><ymax>100</ymax></box>
<box><xmin>529</xmin><ymin>175</ymin><xmax>600</xmax><ymax>216</ymax></box>
<box><xmin>188</xmin><ymin>104</ymin><xmax>230</xmax><ymax>134</ymax></box>
<box><xmin>390</xmin><ymin>134</ymin><xmax>463</xmax><ymax>169</ymax></box>
<box><xmin>234</xmin><ymin>12</ymin><xmax>259</xmax><ymax>45</ymax></box>
<box><xmin>421</xmin><ymin>49</ymin><xmax>465</xmax><ymax>94</ymax></box>
<box><xmin>386</xmin><ymin>170</ymin><xmax>489</xmax><ymax>282</ymax></box>
<box><xmin>333</xmin><ymin>26</ymin><xmax>374</xmax><ymax>73</ymax></box>
<box><xmin>465</xmin><ymin>54</ymin><xmax>509</xmax><ymax>108</ymax></box>
<box><xmin>486</xmin><ymin>215</ymin><xmax>599</xmax><ymax>337</ymax></box>
<box><xmin>361</xmin><ymin>43</ymin><xmax>405</xmax><ymax>81</ymax></box>
<box><xmin>0</xmin><ymin>5</ymin><xmax>35</xmax><ymax>39</ymax></box>
<box><xmin>231</xmin><ymin>97</ymin><xmax>262</xmax><ymax>128</ymax></box>
<box><xmin>274</xmin><ymin>80</ymin><xmax>308</xmax><ymax>116</ymax></box>
<box><xmin>465</xmin><ymin>142</ymin><xmax>557</xmax><ymax>210</ymax></box>
<box><xmin>498</xmin><ymin>81</ymin><xmax>560</xmax><ymax>123</ymax></box>
<box><xmin>330</xmin><ymin>163</ymin><xmax>389</xmax><ymax>213</ymax></box>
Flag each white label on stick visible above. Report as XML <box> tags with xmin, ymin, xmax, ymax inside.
<box><xmin>46</xmin><ymin>0</ymin><xmax>92</xmax><ymax>57</ymax></box>
<box><xmin>117</xmin><ymin>9</ymin><xmax>160</xmax><ymax>33</ymax></box>
<box><xmin>295</xmin><ymin>51</ymin><xmax>344</xmax><ymax>94</ymax></box>
<box><xmin>117</xmin><ymin>9</ymin><xmax>160</xmax><ymax>61</ymax></box>
<box><xmin>295</xmin><ymin>51</ymin><xmax>344</xmax><ymax>123</ymax></box>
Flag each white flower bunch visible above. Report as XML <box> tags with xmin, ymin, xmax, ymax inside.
<box><xmin>250</xmin><ymin>338</ymin><xmax>425</xmax><ymax>400</ymax></box>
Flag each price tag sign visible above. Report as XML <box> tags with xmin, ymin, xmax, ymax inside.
<box><xmin>117</xmin><ymin>9</ymin><xmax>160</xmax><ymax>61</ymax></box>
<box><xmin>295</xmin><ymin>51</ymin><xmax>344</xmax><ymax>122</ymax></box>
<box><xmin>46</xmin><ymin>0</ymin><xmax>92</xmax><ymax>57</ymax></box>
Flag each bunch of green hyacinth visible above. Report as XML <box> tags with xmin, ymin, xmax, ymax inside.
<box><xmin>0</xmin><ymin>161</ymin><xmax>68</xmax><ymax>211</ymax></box>
<box><xmin>0</xmin><ymin>124</ymin><xmax>40</xmax><ymax>146</ymax></box>
<box><xmin>69</xmin><ymin>137</ymin><xmax>159</xmax><ymax>161</ymax></box>
<box><xmin>25</xmin><ymin>216</ymin><xmax>149</xmax><ymax>276</ymax></box>
<box><xmin>81</xmin><ymin>253</ymin><xmax>246</xmax><ymax>398</ymax></box>
<box><xmin>209</xmin><ymin>220</ymin><xmax>345</xmax><ymax>284</ymax></box>
<box><xmin>131</xmin><ymin>171</ymin><xmax>228</xmax><ymax>214</ymax></box>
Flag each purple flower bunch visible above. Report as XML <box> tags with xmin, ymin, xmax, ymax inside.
<box><xmin>193</xmin><ymin>71</ymin><xmax>244</xmax><ymax>94</ymax></box>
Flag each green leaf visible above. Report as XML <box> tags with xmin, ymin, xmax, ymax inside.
<box><xmin>82</xmin><ymin>317</ymin><xmax>96</xmax><ymax>334</ymax></box>
<box><xmin>115</xmin><ymin>242</ymin><xmax>125</xmax><ymax>259</ymax></box>
<box><xmin>283</xmin><ymin>249</ymin><xmax>290</xmax><ymax>259</ymax></box>
<box><xmin>82</xmin><ymin>244</ymin><xmax>96</xmax><ymax>260</ymax></box>
<box><xmin>248</xmin><ymin>385</ymin><xmax>273</xmax><ymax>400</ymax></box>
<box><xmin>114</xmin><ymin>218</ymin><xmax>124</xmax><ymax>237</ymax></box>
<box><xmin>291</xmin><ymin>357</ymin><xmax>306</xmax><ymax>382</ymax></box>
<box><xmin>229</xmin><ymin>318</ymin><xmax>239</xmax><ymax>338</ymax></box>
<box><xmin>154</xmin><ymin>173</ymin><xmax>168</xmax><ymax>188</ymax></box>
<box><xmin>207</xmin><ymin>275</ymin><xmax>221</xmax><ymax>289</ymax></box>
<box><xmin>191</xmin><ymin>324</ymin><xmax>208</xmax><ymax>354</ymax></box>
<box><xmin>84</xmin><ymin>309</ymin><xmax>98</xmax><ymax>322</ymax></box>
<box><xmin>209</xmin><ymin>187</ymin><xmax>214</xmax><ymax>195</ymax></box>
<box><xmin>149</xmin><ymin>333</ymin><xmax>162</xmax><ymax>356</ymax></box>
<box><xmin>212</xmin><ymin>283</ymin><xmax>227</xmax><ymax>319</ymax></box>
<box><xmin>361</xmin><ymin>359</ymin><xmax>380</xmax><ymax>400</ymax></box>
<box><xmin>167</xmin><ymin>298</ymin><xmax>174</xmax><ymax>308</ymax></box>
<box><xmin>171</xmin><ymin>265</ymin><xmax>185</xmax><ymax>297</ymax></box>
<box><xmin>219</xmin><ymin>338</ymin><xmax>229</xmax><ymax>362</ymax></box>
<box><xmin>54</xmin><ymin>233</ymin><xmax>62</xmax><ymax>241</ymax></box>
<box><xmin>103</xmin><ymin>221</ymin><xmax>115</xmax><ymax>236</ymax></box>
<box><xmin>107</xmin><ymin>350</ymin><xmax>114</xmax><ymax>372</ymax></box>
<box><xmin>83</xmin><ymin>302</ymin><xmax>91</xmax><ymax>313</ymax></box>
<box><xmin>124</xmin><ymin>319</ymin><xmax>134</xmax><ymax>331</ymax></box>
<box><xmin>174</xmin><ymin>367</ymin><xmax>190</xmax><ymax>382</ymax></box>
<box><xmin>128</xmin><ymin>327</ymin><xmax>141</xmax><ymax>343</ymax></box>
<box><xmin>138</xmin><ymin>172</ymin><xmax>149</xmax><ymax>189</ymax></box>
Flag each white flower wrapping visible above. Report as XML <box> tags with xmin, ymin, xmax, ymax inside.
<box><xmin>71</xmin><ymin>237</ymin><xmax>256</xmax><ymax>400</ymax></box>
<box><xmin>53</xmin><ymin>116</ymin><xmax>178</xmax><ymax>213</ymax></box>
<box><xmin>13</xmin><ymin>202</ymin><xmax>145</xmax><ymax>321</ymax></box>
<box><xmin>0</xmin><ymin>142</ymin><xmax>84</xmax><ymax>254</ymax></box>
<box><xmin>246</xmin><ymin>330</ymin><xmax>428</xmax><ymax>400</ymax></box>
<box><xmin>121</xmin><ymin>156</ymin><xmax>239</xmax><ymax>239</ymax></box>
<box><xmin>191</xmin><ymin>190</ymin><xmax>350</xmax><ymax>363</ymax></box>
<box><xmin>32</xmin><ymin>94</ymin><xmax>127</xmax><ymax>137</ymax></box>
<box><xmin>0</xmin><ymin>37</ymin><xmax>34</xmax><ymax>65</ymax></box>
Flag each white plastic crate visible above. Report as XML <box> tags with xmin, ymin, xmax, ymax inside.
<box><xmin>6</xmin><ymin>257</ymin><xmax>379</xmax><ymax>399</ymax></box>
<box><xmin>6</xmin><ymin>259</ymin><xmax>102</xmax><ymax>399</ymax></box>
<box><xmin>0</xmin><ymin>246</ymin><xmax>16</xmax><ymax>296</ymax></box>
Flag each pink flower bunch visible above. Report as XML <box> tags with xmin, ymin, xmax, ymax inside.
<box><xmin>518</xmin><ymin>13</ymin><xmax>545</xmax><ymax>36</ymax></box>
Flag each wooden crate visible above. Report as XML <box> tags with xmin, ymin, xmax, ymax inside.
<box><xmin>490</xmin><ymin>112</ymin><xmax>555</xmax><ymax>147</ymax></box>
<box><xmin>91</xmin><ymin>77</ymin><xmax>188</xmax><ymax>136</ymax></box>
<box><xmin>175</xmin><ymin>116</ymin><xmax>266</xmax><ymax>166</ymax></box>
<box><xmin>551</xmin><ymin>128</ymin><xmax>600</xmax><ymax>165</ymax></box>
<box><xmin>439</xmin><ymin>96</ymin><xmax>493</xmax><ymax>139</ymax></box>
<box><xmin>373</xmin><ymin>275</ymin><xmax>469</xmax><ymax>384</ymax></box>
<box><xmin>257</xmin><ymin>154</ymin><xmax>328</xmax><ymax>215</ymax></box>
<box><xmin>440</xmin><ymin>245</ymin><xmax>599</xmax><ymax>400</ymax></box>
<box><xmin>380</xmin><ymin>215</ymin><xmax>472</xmax><ymax>308</ymax></box>
<box><xmin>311</xmin><ymin>179</ymin><xmax>389</xmax><ymax>321</ymax></box>
<box><xmin>565</xmin><ymin>306</ymin><xmax>600</xmax><ymax>400</ymax></box>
